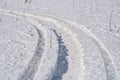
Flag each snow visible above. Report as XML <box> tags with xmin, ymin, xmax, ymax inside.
<box><xmin>0</xmin><ymin>0</ymin><xmax>120</xmax><ymax>80</ymax></box>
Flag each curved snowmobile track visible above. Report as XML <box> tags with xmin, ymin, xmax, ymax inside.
<box><xmin>0</xmin><ymin>8</ymin><xmax>118</xmax><ymax>80</ymax></box>
<box><xmin>57</xmin><ymin>19</ymin><xmax>118</xmax><ymax>80</ymax></box>
<box><xmin>17</xmin><ymin>27</ymin><xmax>45</xmax><ymax>80</ymax></box>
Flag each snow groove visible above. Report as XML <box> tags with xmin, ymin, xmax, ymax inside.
<box><xmin>0</xmin><ymin>9</ymin><xmax>51</xmax><ymax>80</ymax></box>
<box><xmin>0</xmin><ymin>8</ymin><xmax>85</xmax><ymax>79</ymax></box>
<box><xmin>51</xmin><ymin>29</ymin><xmax>68</xmax><ymax>80</ymax></box>
<box><xmin>17</xmin><ymin>27</ymin><xmax>45</xmax><ymax>80</ymax></box>
<box><xmin>92</xmin><ymin>38</ymin><xmax>117</xmax><ymax>80</ymax></box>
<box><xmin>60</xmin><ymin>19</ymin><xmax>118</xmax><ymax>80</ymax></box>
<box><xmin>0</xmin><ymin>8</ymin><xmax>118</xmax><ymax>80</ymax></box>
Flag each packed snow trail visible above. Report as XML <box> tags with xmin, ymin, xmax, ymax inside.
<box><xmin>0</xmin><ymin>8</ymin><xmax>85</xmax><ymax>80</ymax></box>
<box><xmin>62</xmin><ymin>19</ymin><xmax>118</xmax><ymax>80</ymax></box>
<box><xmin>0</xmin><ymin>8</ymin><xmax>118</xmax><ymax>80</ymax></box>
<box><xmin>0</xmin><ymin>9</ymin><xmax>59</xmax><ymax>80</ymax></box>
<box><xmin>48</xmin><ymin>18</ymin><xmax>118</xmax><ymax>80</ymax></box>
<box><xmin>17</xmin><ymin>27</ymin><xmax>45</xmax><ymax>80</ymax></box>
<box><xmin>33</xmin><ymin>27</ymin><xmax>59</xmax><ymax>80</ymax></box>
<box><xmin>55</xmin><ymin>18</ymin><xmax>118</xmax><ymax>80</ymax></box>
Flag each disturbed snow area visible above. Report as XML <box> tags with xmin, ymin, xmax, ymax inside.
<box><xmin>0</xmin><ymin>15</ymin><xmax>39</xmax><ymax>80</ymax></box>
<box><xmin>0</xmin><ymin>0</ymin><xmax>120</xmax><ymax>80</ymax></box>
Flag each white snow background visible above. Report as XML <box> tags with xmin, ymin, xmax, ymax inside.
<box><xmin>0</xmin><ymin>0</ymin><xmax>120</xmax><ymax>80</ymax></box>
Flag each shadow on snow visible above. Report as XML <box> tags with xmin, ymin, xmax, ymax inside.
<box><xmin>51</xmin><ymin>29</ymin><xmax>69</xmax><ymax>80</ymax></box>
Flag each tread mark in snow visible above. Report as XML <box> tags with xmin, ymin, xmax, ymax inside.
<box><xmin>0</xmin><ymin>9</ymin><xmax>117</xmax><ymax>80</ymax></box>
<box><xmin>61</xmin><ymin>19</ymin><xmax>118</xmax><ymax>80</ymax></box>
<box><xmin>92</xmin><ymin>39</ymin><xmax>117</xmax><ymax>80</ymax></box>
<box><xmin>17</xmin><ymin>27</ymin><xmax>45</xmax><ymax>80</ymax></box>
<box><xmin>51</xmin><ymin>30</ymin><xmax>69</xmax><ymax>80</ymax></box>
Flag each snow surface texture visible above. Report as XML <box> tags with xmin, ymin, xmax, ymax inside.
<box><xmin>0</xmin><ymin>0</ymin><xmax>120</xmax><ymax>80</ymax></box>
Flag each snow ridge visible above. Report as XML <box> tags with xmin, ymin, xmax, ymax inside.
<box><xmin>17</xmin><ymin>27</ymin><xmax>45</xmax><ymax>80</ymax></box>
<box><xmin>61</xmin><ymin>19</ymin><xmax>118</xmax><ymax>80</ymax></box>
<box><xmin>0</xmin><ymin>8</ymin><xmax>84</xmax><ymax>80</ymax></box>
<box><xmin>0</xmin><ymin>8</ymin><xmax>118</xmax><ymax>80</ymax></box>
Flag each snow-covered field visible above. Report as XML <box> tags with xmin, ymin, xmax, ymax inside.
<box><xmin>0</xmin><ymin>0</ymin><xmax>120</xmax><ymax>80</ymax></box>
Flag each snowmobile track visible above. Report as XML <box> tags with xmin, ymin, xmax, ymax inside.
<box><xmin>0</xmin><ymin>8</ymin><xmax>118</xmax><ymax>80</ymax></box>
